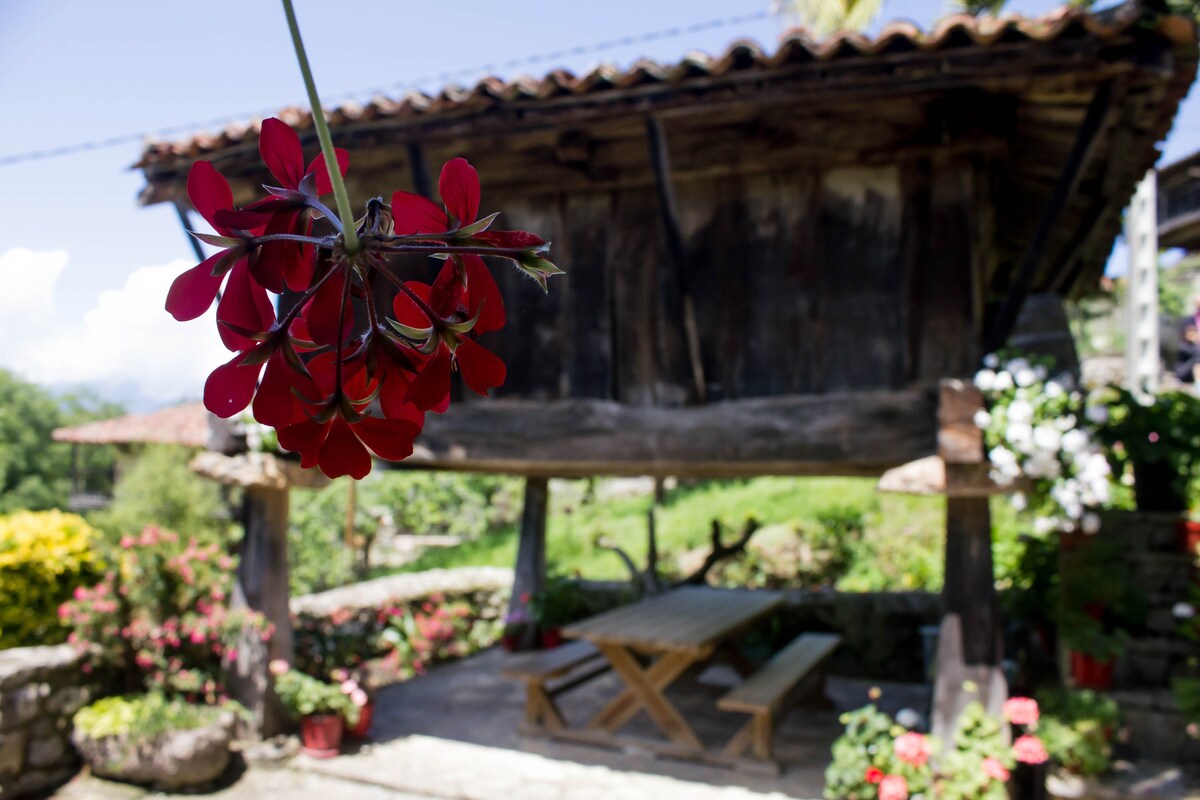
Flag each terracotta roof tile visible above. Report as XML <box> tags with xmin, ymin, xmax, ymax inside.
<box><xmin>51</xmin><ymin>402</ymin><xmax>209</xmax><ymax>448</ymax></box>
<box><xmin>136</xmin><ymin>4</ymin><xmax>1193</xmax><ymax>171</ymax></box>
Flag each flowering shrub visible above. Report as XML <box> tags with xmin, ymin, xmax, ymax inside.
<box><xmin>974</xmin><ymin>353</ymin><xmax>1112</xmax><ymax>535</ymax></box>
<box><xmin>824</xmin><ymin>699</ymin><xmax>1047</xmax><ymax>800</ymax></box>
<box><xmin>291</xmin><ymin>589</ymin><xmax>504</xmax><ymax>684</ymax></box>
<box><xmin>0</xmin><ymin>510</ymin><xmax>103</xmax><ymax>649</ymax></box>
<box><xmin>270</xmin><ymin>660</ymin><xmax>359</xmax><ymax>725</ymax></box>
<box><xmin>60</xmin><ymin>525</ymin><xmax>268</xmax><ymax>702</ymax></box>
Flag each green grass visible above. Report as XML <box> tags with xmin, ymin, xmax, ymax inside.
<box><xmin>393</xmin><ymin>476</ymin><xmax>1037</xmax><ymax>591</ymax></box>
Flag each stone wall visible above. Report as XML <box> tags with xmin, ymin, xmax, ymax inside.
<box><xmin>0</xmin><ymin>645</ymin><xmax>107</xmax><ymax>800</ymax></box>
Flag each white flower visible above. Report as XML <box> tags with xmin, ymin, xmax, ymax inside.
<box><xmin>1007</xmin><ymin>400</ymin><xmax>1034</xmax><ymax>424</ymax></box>
<box><xmin>1085</xmin><ymin>405</ymin><xmax>1109</xmax><ymax>424</ymax></box>
<box><xmin>1032</xmin><ymin>424</ymin><xmax>1062</xmax><ymax>453</ymax></box>
<box><xmin>1045</xmin><ymin>380</ymin><xmax>1064</xmax><ymax>398</ymax></box>
<box><xmin>1010</xmin><ymin>493</ymin><xmax>1027</xmax><ymax>511</ymax></box>
<box><xmin>1174</xmin><ymin>602</ymin><xmax>1196</xmax><ymax>619</ymax></box>
<box><xmin>1034</xmin><ymin>364</ymin><xmax>1048</xmax><ymax>381</ymax></box>
<box><xmin>1061</xmin><ymin>429</ymin><xmax>1088</xmax><ymax>454</ymax></box>
<box><xmin>973</xmin><ymin>409</ymin><xmax>992</xmax><ymax>430</ymax></box>
<box><xmin>1015</xmin><ymin>368</ymin><xmax>1038</xmax><ymax>388</ymax></box>
<box><xmin>896</xmin><ymin>708</ymin><xmax>922</xmax><ymax>729</ymax></box>
<box><xmin>1081</xmin><ymin>512</ymin><xmax>1101</xmax><ymax>534</ymax></box>
<box><xmin>1006</xmin><ymin>357</ymin><xmax>1031</xmax><ymax>375</ymax></box>
<box><xmin>993</xmin><ymin>371</ymin><xmax>1014</xmax><ymax>391</ymax></box>
<box><xmin>1034</xmin><ymin>516</ymin><xmax>1057</xmax><ymax>535</ymax></box>
<box><xmin>983</xmin><ymin>353</ymin><xmax>1000</xmax><ymax>369</ymax></box>
<box><xmin>974</xmin><ymin>369</ymin><xmax>997</xmax><ymax>391</ymax></box>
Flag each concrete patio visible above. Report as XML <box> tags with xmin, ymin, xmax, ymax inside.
<box><xmin>55</xmin><ymin>646</ymin><xmax>932</xmax><ymax>800</ymax></box>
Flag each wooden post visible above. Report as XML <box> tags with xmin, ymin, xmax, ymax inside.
<box><xmin>230</xmin><ymin>485</ymin><xmax>294</xmax><ymax>737</ymax></box>
<box><xmin>510</xmin><ymin>477</ymin><xmax>549</xmax><ymax>649</ymax></box>
<box><xmin>932</xmin><ymin>380</ymin><xmax>1007</xmax><ymax>741</ymax></box>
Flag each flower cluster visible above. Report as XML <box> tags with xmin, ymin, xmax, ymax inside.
<box><xmin>291</xmin><ymin>589</ymin><xmax>504</xmax><ymax>684</ymax></box>
<box><xmin>60</xmin><ymin>526</ymin><xmax>268</xmax><ymax>702</ymax></box>
<box><xmin>824</xmin><ymin>698</ymin><xmax>1047</xmax><ymax>800</ymax></box>
<box><xmin>269</xmin><ymin>659</ymin><xmax>359</xmax><ymax>725</ymax></box>
<box><xmin>166</xmin><ymin>118</ymin><xmax>560</xmax><ymax>479</ymax></box>
<box><xmin>974</xmin><ymin>353</ymin><xmax>1112</xmax><ymax>535</ymax></box>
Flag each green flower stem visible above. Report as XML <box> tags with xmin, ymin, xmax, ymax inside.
<box><xmin>281</xmin><ymin>0</ymin><xmax>360</xmax><ymax>255</ymax></box>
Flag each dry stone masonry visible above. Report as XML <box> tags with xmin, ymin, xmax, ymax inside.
<box><xmin>0</xmin><ymin>645</ymin><xmax>106</xmax><ymax>800</ymax></box>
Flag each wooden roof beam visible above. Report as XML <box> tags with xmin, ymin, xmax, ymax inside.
<box><xmin>984</xmin><ymin>79</ymin><xmax>1117</xmax><ymax>353</ymax></box>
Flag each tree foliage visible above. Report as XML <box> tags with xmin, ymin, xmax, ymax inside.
<box><xmin>0</xmin><ymin>369</ymin><xmax>123</xmax><ymax>514</ymax></box>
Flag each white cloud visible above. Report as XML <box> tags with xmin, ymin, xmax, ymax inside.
<box><xmin>2</xmin><ymin>248</ymin><xmax>229</xmax><ymax>405</ymax></box>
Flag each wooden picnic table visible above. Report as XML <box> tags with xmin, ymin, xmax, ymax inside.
<box><xmin>561</xmin><ymin>585</ymin><xmax>784</xmax><ymax>759</ymax></box>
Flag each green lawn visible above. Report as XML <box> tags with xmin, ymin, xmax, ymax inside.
<box><xmin>394</xmin><ymin>476</ymin><xmax>1025</xmax><ymax>590</ymax></box>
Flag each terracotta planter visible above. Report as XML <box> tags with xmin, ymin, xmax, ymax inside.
<box><xmin>299</xmin><ymin>713</ymin><xmax>344</xmax><ymax>758</ymax></box>
<box><xmin>345</xmin><ymin>700</ymin><xmax>374</xmax><ymax>740</ymax></box>
<box><xmin>540</xmin><ymin>627</ymin><xmax>563</xmax><ymax>649</ymax></box>
<box><xmin>1177</xmin><ymin>519</ymin><xmax>1200</xmax><ymax>556</ymax></box>
<box><xmin>1069</xmin><ymin>650</ymin><xmax>1114</xmax><ymax>690</ymax></box>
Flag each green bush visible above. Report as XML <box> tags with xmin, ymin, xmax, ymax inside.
<box><xmin>74</xmin><ymin>693</ymin><xmax>242</xmax><ymax>744</ymax></box>
<box><xmin>1036</xmin><ymin>688</ymin><xmax>1119</xmax><ymax>776</ymax></box>
<box><xmin>90</xmin><ymin>446</ymin><xmax>233</xmax><ymax>547</ymax></box>
<box><xmin>0</xmin><ymin>510</ymin><xmax>103</xmax><ymax>649</ymax></box>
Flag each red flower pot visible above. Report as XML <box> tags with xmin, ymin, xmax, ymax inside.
<box><xmin>540</xmin><ymin>627</ymin><xmax>562</xmax><ymax>649</ymax></box>
<box><xmin>501</xmin><ymin>633</ymin><xmax>521</xmax><ymax>652</ymax></box>
<box><xmin>1177</xmin><ymin>519</ymin><xmax>1200</xmax><ymax>556</ymax></box>
<box><xmin>300</xmin><ymin>713</ymin><xmax>344</xmax><ymax>758</ymax></box>
<box><xmin>345</xmin><ymin>699</ymin><xmax>374</xmax><ymax>740</ymax></box>
<box><xmin>1069</xmin><ymin>651</ymin><xmax>1114</xmax><ymax>690</ymax></box>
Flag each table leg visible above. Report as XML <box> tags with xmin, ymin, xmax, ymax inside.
<box><xmin>589</xmin><ymin>644</ymin><xmax>705</xmax><ymax>750</ymax></box>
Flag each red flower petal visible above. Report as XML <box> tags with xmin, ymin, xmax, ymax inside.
<box><xmin>308</xmin><ymin>148</ymin><xmax>349</xmax><ymax>197</ymax></box>
<box><xmin>430</xmin><ymin>260</ymin><xmax>467</xmax><ymax>318</ymax></box>
<box><xmin>305</xmin><ymin>270</ymin><xmax>352</xmax><ymax>347</ymax></box>
<box><xmin>353</xmin><ymin>416</ymin><xmax>421</xmax><ymax>462</ymax></box>
<box><xmin>277</xmin><ymin>418</ymin><xmax>329</xmax><ymax>469</ymax></box>
<box><xmin>259</xmin><ymin>118</ymin><xmax>305</xmax><ymax>189</ymax></box>
<box><xmin>253</xmin><ymin>354</ymin><xmax>306</xmax><ymax>428</ymax></box>
<box><xmin>392</xmin><ymin>281</ymin><xmax>434</xmax><ymax>329</ymax></box>
<box><xmin>463</xmin><ymin>255</ymin><xmax>505</xmax><ymax>333</ymax></box>
<box><xmin>438</xmin><ymin>157</ymin><xmax>479</xmax><ymax>226</ymax></box>
<box><xmin>217</xmin><ymin>261</ymin><xmax>275</xmax><ymax>352</ymax></box>
<box><xmin>319</xmin><ymin>416</ymin><xmax>373</xmax><ymax>479</ymax></box>
<box><xmin>475</xmin><ymin>229</ymin><xmax>546</xmax><ymax>249</ymax></box>
<box><xmin>204</xmin><ymin>353</ymin><xmax>263</xmax><ymax>418</ymax></box>
<box><xmin>455</xmin><ymin>338</ymin><xmax>506</xmax><ymax>396</ymax></box>
<box><xmin>390</xmin><ymin>191</ymin><xmax>447</xmax><ymax>235</ymax></box>
<box><xmin>165</xmin><ymin>252</ymin><xmax>227</xmax><ymax>321</ymax></box>
<box><xmin>187</xmin><ymin>161</ymin><xmax>234</xmax><ymax>231</ymax></box>
<box><xmin>406</xmin><ymin>346</ymin><xmax>452</xmax><ymax>411</ymax></box>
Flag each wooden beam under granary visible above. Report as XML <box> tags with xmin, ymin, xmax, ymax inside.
<box><xmin>136</xmin><ymin>5</ymin><xmax>1194</xmax><ymax>478</ymax></box>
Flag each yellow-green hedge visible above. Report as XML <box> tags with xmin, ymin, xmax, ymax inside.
<box><xmin>0</xmin><ymin>510</ymin><xmax>102</xmax><ymax>649</ymax></box>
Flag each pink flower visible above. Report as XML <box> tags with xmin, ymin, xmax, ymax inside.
<box><xmin>982</xmin><ymin>756</ymin><xmax>1010</xmax><ymax>781</ymax></box>
<box><xmin>350</xmin><ymin>689</ymin><xmax>369</xmax><ymax>707</ymax></box>
<box><xmin>878</xmin><ymin>774</ymin><xmax>908</xmax><ymax>800</ymax></box>
<box><xmin>1003</xmin><ymin>697</ymin><xmax>1039</xmax><ymax>726</ymax></box>
<box><xmin>1013</xmin><ymin>734</ymin><xmax>1049</xmax><ymax>765</ymax></box>
<box><xmin>893</xmin><ymin>732</ymin><xmax>931</xmax><ymax>767</ymax></box>
<box><xmin>120</xmin><ymin>535</ymin><xmax>135</xmax><ymax>548</ymax></box>
<box><xmin>330</xmin><ymin>668</ymin><xmax>349</xmax><ymax>682</ymax></box>
<box><xmin>73</xmin><ymin>586</ymin><xmax>87</xmax><ymax>601</ymax></box>
<box><xmin>268</xmin><ymin>659</ymin><xmax>290</xmax><ymax>676</ymax></box>
<box><xmin>341</xmin><ymin>679</ymin><xmax>359</xmax><ymax>694</ymax></box>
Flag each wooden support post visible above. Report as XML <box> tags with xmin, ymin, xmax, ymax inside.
<box><xmin>511</xmin><ymin>477</ymin><xmax>549</xmax><ymax>650</ymax></box>
<box><xmin>230</xmin><ymin>485</ymin><xmax>294</xmax><ymax>737</ymax></box>
<box><xmin>932</xmin><ymin>380</ymin><xmax>1007</xmax><ymax>741</ymax></box>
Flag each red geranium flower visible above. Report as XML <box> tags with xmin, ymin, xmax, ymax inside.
<box><xmin>1012</xmin><ymin>734</ymin><xmax>1049</xmax><ymax>765</ymax></box>
<box><xmin>1002</xmin><ymin>697</ymin><xmax>1039</xmax><ymax>727</ymax></box>
<box><xmin>242</xmin><ymin>118</ymin><xmax>348</xmax><ymax>293</ymax></box>
<box><xmin>864</xmin><ymin>767</ymin><xmax>884</xmax><ymax>784</ymax></box>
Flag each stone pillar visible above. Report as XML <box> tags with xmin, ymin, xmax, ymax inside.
<box><xmin>1125</xmin><ymin>171</ymin><xmax>1160</xmax><ymax>397</ymax></box>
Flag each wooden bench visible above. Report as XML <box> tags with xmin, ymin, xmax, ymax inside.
<box><xmin>500</xmin><ymin>640</ymin><xmax>609</xmax><ymax>733</ymax></box>
<box><xmin>717</xmin><ymin>632</ymin><xmax>842</xmax><ymax>765</ymax></box>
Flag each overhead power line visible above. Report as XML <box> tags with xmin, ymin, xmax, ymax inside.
<box><xmin>0</xmin><ymin>10</ymin><xmax>771</xmax><ymax>169</ymax></box>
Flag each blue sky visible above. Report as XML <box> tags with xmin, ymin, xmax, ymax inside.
<box><xmin>0</xmin><ymin>0</ymin><xmax>1195</xmax><ymax>408</ymax></box>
